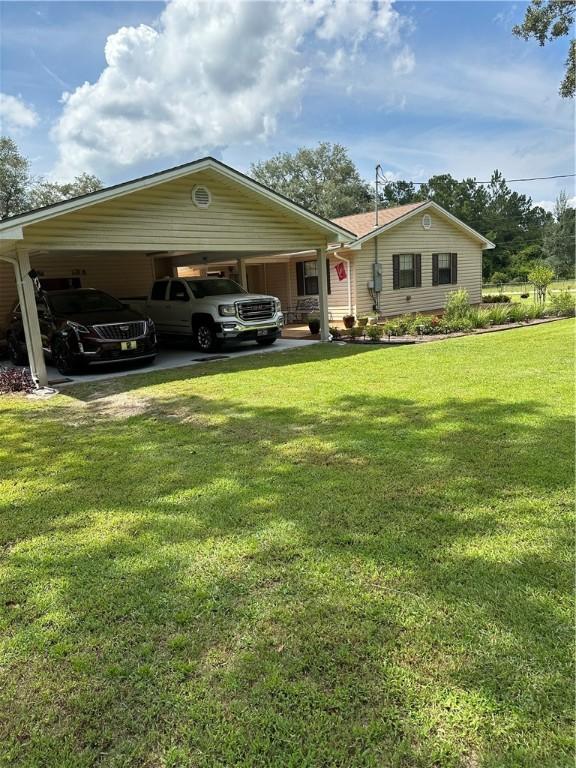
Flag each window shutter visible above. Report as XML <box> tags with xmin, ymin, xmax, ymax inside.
<box><xmin>296</xmin><ymin>262</ymin><xmax>305</xmax><ymax>296</ymax></box>
<box><xmin>432</xmin><ymin>254</ymin><xmax>439</xmax><ymax>286</ymax></box>
<box><xmin>392</xmin><ymin>255</ymin><xmax>400</xmax><ymax>290</ymax></box>
<box><xmin>326</xmin><ymin>259</ymin><xmax>332</xmax><ymax>295</ymax></box>
<box><xmin>414</xmin><ymin>254</ymin><xmax>422</xmax><ymax>288</ymax></box>
<box><xmin>450</xmin><ymin>253</ymin><xmax>458</xmax><ymax>284</ymax></box>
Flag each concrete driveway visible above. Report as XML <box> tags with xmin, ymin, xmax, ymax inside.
<box><xmin>45</xmin><ymin>338</ymin><xmax>316</xmax><ymax>386</ymax></box>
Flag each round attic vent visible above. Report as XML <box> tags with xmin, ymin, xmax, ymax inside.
<box><xmin>191</xmin><ymin>185</ymin><xmax>211</xmax><ymax>208</ymax></box>
<box><xmin>422</xmin><ymin>213</ymin><xmax>432</xmax><ymax>230</ymax></box>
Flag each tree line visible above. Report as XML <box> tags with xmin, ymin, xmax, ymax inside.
<box><xmin>251</xmin><ymin>143</ymin><xmax>575</xmax><ymax>281</ymax></box>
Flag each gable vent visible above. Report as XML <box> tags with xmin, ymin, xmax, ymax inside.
<box><xmin>191</xmin><ymin>185</ymin><xmax>211</xmax><ymax>208</ymax></box>
<box><xmin>422</xmin><ymin>213</ymin><xmax>432</xmax><ymax>230</ymax></box>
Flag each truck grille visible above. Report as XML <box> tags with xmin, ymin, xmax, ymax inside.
<box><xmin>93</xmin><ymin>321</ymin><xmax>147</xmax><ymax>340</ymax></box>
<box><xmin>237</xmin><ymin>300</ymin><xmax>275</xmax><ymax>322</ymax></box>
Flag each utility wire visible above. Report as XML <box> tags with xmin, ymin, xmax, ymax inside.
<box><xmin>376</xmin><ymin>171</ymin><xmax>576</xmax><ymax>186</ymax></box>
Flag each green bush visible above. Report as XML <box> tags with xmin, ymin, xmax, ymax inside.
<box><xmin>468</xmin><ymin>308</ymin><xmax>492</xmax><ymax>328</ymax></box>
<box><xmin>382</xmin><ymin>320</ymin><xmax>401</xmax><ymax>337</ymax></box>
<box><xmin>547</xmin><ymin>290</ymin><xmax>576</xmax><ymax>317</ymax></box>
<box><xmin>444</xmin><ymin>289</ymin><xmax>471</xmax><ymax>320</ymax></box>
<box><xmin>365</xmin><ymin>324</ymin><xmax>384</xmax><ymax>341</ymax></box>
<box><xmin>439</xmin><ymin>317</ymin><xmax>474</xmax><ymax>334</ymax></box>
<box><xmin>486</xmin><ymin>305</ymin><xmax>512</xmax><ymax>325</ymax></box>
<box><xmin>523</xmin><ymin>303</ymin><xmax>546</xmax><ymax>320</ymax></box>
<box><xmin>507</xmin><ymin>303</ymin><xmax>530</xmax><ymax>323</ymax></box>
<box><xmin>483</xmin><ymin>294</ymin><xmax>511</xmax><ymax>303</ymax></box>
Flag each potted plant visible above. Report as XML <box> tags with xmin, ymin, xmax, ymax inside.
<box><xmin>343</xmin><ymin>314</ymin><xmax>355</xmax><ymax>329</ymax></box>
<box><xmin>357</xmin><ymin>317</ymin><xmax>369</xmax><ymax>328</ymax></box>
<box><xmin>308</xmin><ymin>314</ymin><xmax>321</xmax><ymax>335</ymax></box>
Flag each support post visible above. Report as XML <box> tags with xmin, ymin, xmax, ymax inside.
<box><xmin>316</xmin><ymin>247</ymin><xmax>330</xmax><ymax>342</ymax></box>
<box><xmin>237</xmin><ymin>257</ymin><xmax>248</xmax><ymax>290</ymax></box>
<box><xmin>15</xmin><ymin>248</ymin><xmax>48</xmax><ymax>387</ymax></box>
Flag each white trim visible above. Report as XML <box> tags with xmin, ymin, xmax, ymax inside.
<box><xmin>0</xmin><ymin>227</ymin><xmax>23</xmax><ymax>240</ymax></box>
<box><xmin>348</xmin><ymin>201</ymin><xmax>495</xmax><ymax>250</ymax></box>
<box><xmin>0</xmin><ymin>158</ymin><xmax>355</xmax><ymax>243</ymax></box>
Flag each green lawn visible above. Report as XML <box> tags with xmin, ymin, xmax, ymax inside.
<box><xmin>1</xmin><ymin>321</ymin><xmax>574</xmax><ymax>768</ymax></box>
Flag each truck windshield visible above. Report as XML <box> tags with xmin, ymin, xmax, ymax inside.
<box><xmin>47</xmin><ymin>290</ymin><xmax>125</xmax><ymax>315</ymax></box>
<box><xmin>186</xmin><ymin>279</ymin><xmax>246</xmax><ymax>298</ymax></box>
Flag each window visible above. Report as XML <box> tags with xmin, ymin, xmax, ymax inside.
<box><xmin>432</xmin><ymin>253</ymin><xmax>457</xmax><ymax>286</ymax></box>
<box><xmin>392</xmin><ymin>254</ymin><xmax>421</xmax><ymax>290</ymax></box>
<box><xmin>150</xmin><ymin>281</ymin><xmax>168</xmax><ymax>300</ymax></box>
<box><xmin>169</xmin><ymin>281</ymin><xmax>188</xmax><ymax>301</ymax></box>
<box><xmin>296</xmin><ymin>260</ymin><xmax>331</xmax><ymax>296</ymax></box>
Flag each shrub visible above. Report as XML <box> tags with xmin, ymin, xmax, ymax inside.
<box><xmin>523</xmin><ymin>303</ymin><xmax>546</xmax><ymax>320</ymax></box>
<box><xmin>308</xmin><ymin>315</ymin><xmax>320</xmax><ymax>334</ymax></box>
<box><xmin>507</xmin><ymin>303</ymin><xmax>530</xmax><ymax>323</ymax></box>
<box><xmin>382</xmin><ymin>320</ymin><xmax>401</xmax><ymax>337</ymax></box>
<box><xmin>439</xmin><ymin>317</ymin><xmax>474</xmax><ymax>334</ymax></box>
<box><xmin>520</xmin><ymin>293</ymin><xmax>529</xmax><ymax>299</ymax></box>
<box><xmin>349</xmin><ymin>326</ymin><xmax>364</xmax><ymax>339</ymax></box>
<box><xmin>528</xmin><ymin>263</ymin><xmax>555</xmax><ymax>303</ymax></box>
<box><xmin>486</xmin><ymin>305</ymin><xmax>511</xmax><ymax>325</ymax></box>
<box><xmin>468</xmin><ymin>308</ymin><xmax>492</xmax><ymax>328</ymax></box>
<box><xmin>0</xmin><ymin>366</ymin><xmax>34</xmax><ymax>394</ymax></box>
<box><xmin>483</xmin><ymin>294</ymin><xmax>511</xmax><ymax>303</ymax></box>
<box><xmin>444</xmin><ymin>289</ymin><xmax>471</xmax><ymax>320</ymax></box>
<box><xmin>365</xmin><ymin>324</ymin><xmax>384</xmax><ymax>341</ymax></box>
<box><xmin>547</xmin><ymin>290</ymin><xmax>576</xmax><ymax>317</ymax></box>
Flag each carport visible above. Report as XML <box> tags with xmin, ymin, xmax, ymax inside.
<box><xmin>0</xmin><ymin>158</ymin><xmax>354</xmax><ymax>386</ymax></box>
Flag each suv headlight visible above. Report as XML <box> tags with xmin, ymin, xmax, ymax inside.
<box><xmin>219</xmin><ymin>304</ymin><xmax>236</xmax><ymax>317</ymax></box>
<box><xmin>274</xmin><ymin>299</ymin><xmax>282</xmax><ymax>313</ymax></box>
<box><xmin>66</xmin><ymin>320</ymin><xmax>89</xmax><ymax>335</ymax></box>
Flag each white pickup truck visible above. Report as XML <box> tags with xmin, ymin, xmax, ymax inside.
<box><xmin>124</xmin><ymin>277</ymin><xmax>284</xmax><ymax>352</ymax></box>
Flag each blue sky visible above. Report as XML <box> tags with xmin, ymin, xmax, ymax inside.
<box><xmin>1</xmin><ymin>0</ymin><xmax>574</xmax><ymax>209</ymax></box>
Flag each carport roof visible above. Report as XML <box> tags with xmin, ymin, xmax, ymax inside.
<box><xmin>0</xmin><ymin>156</ymin><xmax>356</xmax><ymax>243</ymax></box>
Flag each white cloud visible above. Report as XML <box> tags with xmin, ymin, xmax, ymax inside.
<box><xmin>0</xmin><ymin>92</ymin><xmax>39</xmax><ymax>130</ymax></box>
<box><xmin>534</xmin><ymin>196</ymin><xmax>576</xmax><ymax>213</ymax></box>
<box><xmin>392</xmin><ymin>46</ymin><xmax>415</xmax><ymax>76</ymax></box>
<box><xmin>51</xmin><ymin>0</ymin><xmax>411</xmax><ymax>179</ymax></box>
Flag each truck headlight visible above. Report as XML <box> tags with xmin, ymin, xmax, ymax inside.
<box><xmin>219</xmin><ymin>304</ymin><xmax>236</xmax><ymax>317</ymax></box>
<box><xmin>274</xmin><ymin>299</ymin><xmax>281</xmax><ymax>313</ymax></box>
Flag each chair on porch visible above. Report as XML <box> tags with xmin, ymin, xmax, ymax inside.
<box><xmin>284</xmin><ymin>296</ymin><xmax>333</xmax><ymax>324</ymax></box>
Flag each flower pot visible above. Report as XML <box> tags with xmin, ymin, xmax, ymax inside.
<box><xmin>308</xmin><ymin>318</ymin><xmax>321</xmax><ymax>334</ymax></box>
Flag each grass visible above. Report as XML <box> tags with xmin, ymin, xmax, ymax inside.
<box><xmin>483</xmin><ymin>279</ymin><xmax>576</xmax><ymax>298</ymax></box>
<box><xmin>0</xmin><ymin>320</ymin><xmax>574</xmax><ymax>768</ymax></box>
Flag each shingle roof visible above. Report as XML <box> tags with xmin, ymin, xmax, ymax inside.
<box><xmin>331</xmin><ymin>202</ymin><xmax>426</xmax><ymax>238</ymax></box>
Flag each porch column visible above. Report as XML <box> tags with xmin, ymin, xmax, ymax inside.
<box><xmin>237</xmin><ymin>257</ymin><xmax>248</xmax><ymax>290</ymax></box>
<box><xmin>14</xmin><ymin>248</ymin><xmax>48</xmax><ymax>387</ymax></box>
<box><xmin>316</xmin><ymin>247</ymin><xmax>330</xmax><ymax>342</ymax></box>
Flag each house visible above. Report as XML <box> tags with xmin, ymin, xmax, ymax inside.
<box><xmin>0</xmin><ymin>156</ymin><xmax>493</xmax><ymax>385</ymax></box>
<box><xmin>185</xmin><ymin>200</ymin><xmax>494</xmax><ymax>322</ymax></box>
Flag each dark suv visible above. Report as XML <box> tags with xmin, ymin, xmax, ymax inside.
<box><xmin>8</xmin><ymin>288</ymin><xmax>157</xmax><ymax>375</ymax></box>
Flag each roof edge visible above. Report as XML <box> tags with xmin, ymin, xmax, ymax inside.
<box><xmin>0</xmin><ymin>157</ymin><xmax>356</xmax><ymax>241</ymax></box>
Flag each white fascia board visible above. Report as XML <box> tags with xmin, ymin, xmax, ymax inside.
<box><xmin>0</xmin><ymin>226</ymin><xmax>23</xmax><ymax>240</ymax></box>
<box><xmin>0</xmin><ymin>159</ymin><xmax>355</xmax><ymax>243</ymax></box>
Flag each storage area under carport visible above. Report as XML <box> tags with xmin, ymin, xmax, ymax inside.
<box><xmin>0</xmin><ymin>157</ymin><xmax>354</xmax><ymax>387</ymax></box>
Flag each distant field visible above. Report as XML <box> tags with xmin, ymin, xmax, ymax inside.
<box><xmin>483</xmin><ymin>279</ymin><xmax>575</xmax><ymax>296</ymax></box>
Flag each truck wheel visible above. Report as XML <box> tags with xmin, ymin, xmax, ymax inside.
<box><xmin>7</xmin><ymin>334</ymin><xmax>28</xmax><ymax>366</ymax></box>
<box><xmin>256</xmin><ymin>337</ymin><xmax>276</xmax><ymax>347</ymax></box>
<box><xmin>194</xmin><ymin>321</ymin><xmax>219</xmax><ymax>353</ymax></box>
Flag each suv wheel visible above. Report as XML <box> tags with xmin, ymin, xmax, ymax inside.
<box><xmin>194</xmin><ymin>322</ymin><xmax>219</xmax><ymax>353</ymax></box>
<box><xmin>7</xmin><ymin>334</ymin><xmax>28</xmax><ymax>366</ymax></box>
<box><xmin>52</xmin><ymin>337</ymin><xmax>82</xmax><ymax>376</ymax></box>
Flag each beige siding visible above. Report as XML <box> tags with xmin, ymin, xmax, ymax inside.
<box><xmin>243</xmin><ymin>263</ymin><xmax>291</xmax><ymax>309</ymax></box>
<box><xmin>21</xmin><ymin>169</ymin><xmax>331</xmax><ymax>253</ymax></box>
<box><xmin>352</xmin><ymin>209</ymin><xmax>484</xmax><ymax>317</ymax></box>
<box><xmin>0</xmin><ymin>252</ymin><xmax>154</xmax><ymax>337</ymax></box>
<box><xmin>282</xmin><ymin>254</ymin><xmax>353</xmax><ymax>320</ymax></box>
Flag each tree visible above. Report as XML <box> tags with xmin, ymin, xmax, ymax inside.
<box><xmin>28</xmin><ymin>172</ymin><xmax>103</xmax><ymax>209</ymax></box>
<box><xmin>513</xmin><ymin>0</ymin><xmax>575</xmax><ymax>97</ymax></box>
<box><xmin>543</xmin><ymin>191</ymin><xmax>576</xmax><ymax>278</ymax></box>
<box><xmin>250</xmin><ymin>143</ymin><xmax>372</xmax><ymax>218</ymax></box>
<box><xmin>528</xmin><ymin>263</ymin><xmax>555</xmax><ymax>302</ymax></box>
<box><xmin>380</xmin><ymin>179</ymin><xmax>423</xmax><ymax>207</ymax></box>
<box><xmin>0</xmin><ymin>136</ymin><xmax>30</xmax><ymax>219</ymax></box>
<box><xmin>491</xmin><ymin>271</ymin><xmax>508</xmax><ymax>292</ymax></box>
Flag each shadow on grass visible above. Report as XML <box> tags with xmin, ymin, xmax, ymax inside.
<box><xmin>0</xmin><ymin>381</ymin><xmax>573</xmax><ymax>766</ymax></box>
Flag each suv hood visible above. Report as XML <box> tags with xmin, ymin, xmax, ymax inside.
<box><xmin>57</xmin><ymin>307</ymin><xmax>147</xmax><ymax>326</ymax></box>
<box><xmin>209</xmin><ymin>293</ymin><xmax>278</xmax><ymax>303</ymax></box>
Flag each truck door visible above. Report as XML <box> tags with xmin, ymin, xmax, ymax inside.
<box><xmin>148</xmin><ymin>280</ymin><xmax>170</xmax><ymax>331</ymax></box>
<box><xmin>166</xmin><ymin>280</ymin><xmax>192</xmax><ymax>333</ymax></box>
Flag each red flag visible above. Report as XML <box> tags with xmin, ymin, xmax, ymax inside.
<box><xmin>335</xmin><ymin>262</ymin><xmax>347</xmax><ymax>281</ymax></box>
